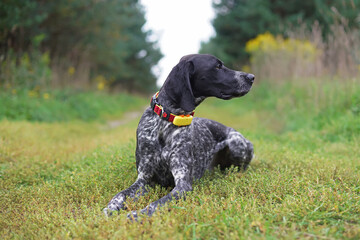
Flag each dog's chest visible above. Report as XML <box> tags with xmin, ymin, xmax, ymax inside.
<box><xmin>136</xmin><ymin>112</ymin><xmax>220</xmax><ymax>181</ymax></box>
<box><xmin>136</xmin><ymin>113</ymin><xmax>180</xmax><ymax>160</ymax></box>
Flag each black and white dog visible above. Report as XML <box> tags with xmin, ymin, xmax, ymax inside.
<box><xmin>104</xmin><ymin>54</ymin><xmax>254</xmax><ymax>220</ymax></box>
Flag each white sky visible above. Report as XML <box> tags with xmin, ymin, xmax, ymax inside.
<box><xmin>140</xmin><ymin>0</ymin><xmax>215</xmax><ymax>86</ymax></box>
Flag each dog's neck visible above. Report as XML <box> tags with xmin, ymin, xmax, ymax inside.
<box><xmin>157</xmin><ymin>90</ymin><xmax>205</xmax><ymax>115</ymax></box>
<box><xmin>157</xmin><ymin>90</ymin><xmax>189</xmax><ymax>115</ymax></box>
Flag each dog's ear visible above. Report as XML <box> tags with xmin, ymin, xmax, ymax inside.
<box><xmin>163</xmin><ymin>60</ymin><xmax>195</xmax><ymax>112</ymax></box>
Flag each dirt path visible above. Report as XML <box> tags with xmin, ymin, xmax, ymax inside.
<box><xmin>106</xmin><ymin>107</ymin><xmax>146</xmax><ymax>129</ymax></box>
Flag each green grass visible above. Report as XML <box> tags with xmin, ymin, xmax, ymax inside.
<box><xmin>1</xmin><ymin>80</ymin><xmax>359</xmax><ymax>239</ymax></box>
<box><xmin>0</xmin><ymin>89</ymin><xmax>147</xmax><ymax>122</ymax></box>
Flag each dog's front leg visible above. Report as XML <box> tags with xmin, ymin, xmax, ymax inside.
<box><xmin>104</xmin><ymin>177</ymin><xmax>148</xmax><ymax>216</ymax></box>
<box><xmin>128</xmin><ymin>167</ymin><xmax>193</xmax><ymax>220</ymax></box>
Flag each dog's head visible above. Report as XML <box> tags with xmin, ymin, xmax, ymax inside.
<box><xmin>162</xmin><ymin>54</ymin><xmax>254</xmax><ymax>112</ymax></box>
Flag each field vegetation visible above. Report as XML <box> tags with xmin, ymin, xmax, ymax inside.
<box><xmin>1</xmin><ymin>79</ymin><xmax>359</xmax><ymax>239</ymax></box>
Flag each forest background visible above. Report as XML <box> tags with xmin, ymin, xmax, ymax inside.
<box><xmin>1</xmin><ymin>0</ymin><xmax>359</xmax><ymax>95</ymax></box>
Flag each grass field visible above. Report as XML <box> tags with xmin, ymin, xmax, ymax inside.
<box><xmin>1</xmin><ymin>80</ymin><xmax>359</xmax><ymax>239</ymax></box>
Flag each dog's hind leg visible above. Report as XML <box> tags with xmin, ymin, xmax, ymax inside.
<box><xmin>103</xmin><ymin>177</ymin><xmax>148</xmax><ymax>216</ymax></box>
<box><xmin>212</xmin><ymin>130</ymin><xmax>253</xmax><ymax>171</ymax></box>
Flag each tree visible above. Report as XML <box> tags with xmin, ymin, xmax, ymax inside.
<box><xmin>200</xmin><ymin>0</ymin><xmax>360</xmax><ymax>67</ymax></box>
<box><xmin>0</xmin><ymin>0</ymin><xmax>46</xmax><ymax>56</ymax></box>
<box><xmin>0</xmin><ymin>0</ymin><xmax>162</xmax><ymax>92</ymax></box>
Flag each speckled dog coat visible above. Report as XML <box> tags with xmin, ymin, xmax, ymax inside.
<box><xmin>104</xmin><ymin>54</ymin><xmax>255</xmax><ymax>220</ymax></box>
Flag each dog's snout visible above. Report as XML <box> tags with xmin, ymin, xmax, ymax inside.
<box><xmin>235</xmin><ymin>71</ymin><xmax>255</xmax><ymax>84</ymax></box>
<box><xmin>245</xmin><ymin>74</ymin><xmax>255</xmax><ymax>84</ymax></box>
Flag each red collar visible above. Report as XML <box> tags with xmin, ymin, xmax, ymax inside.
<box><xmin>150</xmin><ymin>92</ymin><xmax>194</xmax><ymax>126</ymax></box>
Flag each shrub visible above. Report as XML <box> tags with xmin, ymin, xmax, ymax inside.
<box><xmin>245</xmin><ymin>23</ymin><xmax>360</xmax><ymax>81</ymax></box>
<box><xmin>245</xmin><ymin>32</ymin><xmax>318</xmax><ymax>80</ymax></box>
<box><xmin>0</xmin><ymin>50</ymin><xmax>52</xmax><ymax>90</ymax></box>
<box><xmin>0</xmin><ymin>89</ymin><xmax>146</xmax><ymax>122</ymax></box>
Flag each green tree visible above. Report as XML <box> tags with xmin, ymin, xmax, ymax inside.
<box><xmin>0</xmin><ymin>0</ymin><xmax>162</xmax><ymax>92</ymax></box>
<box><xmin>0</xmin><ymin>0</ymin><xmax>46</xmax><ymax>56</ymax></box>
<box><xmin>201</xmin><ymin>0</ymin><xmax>360</xmax><ymax>67</ymax></box>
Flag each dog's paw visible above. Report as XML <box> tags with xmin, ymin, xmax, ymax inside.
<box><xmin>127</xmin><ymin>210</ymin><xmax>139</xmax><ymax>222</ymax></box>
<box><xmin>103</xmin><ymin>207</ymin><xmax>118</xmax><ymax>217</ymax></box>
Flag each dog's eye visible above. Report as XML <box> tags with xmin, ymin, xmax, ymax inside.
<box><xmin>216</xmin><ymin>63</ymin><xmax>222</xmax><ymax>70</ymax></box>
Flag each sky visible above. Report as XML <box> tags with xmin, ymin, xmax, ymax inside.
<box><xmin>140</xmin><ymin>0</ymin><xmax>215</xmax><ymax>86</ymax></box>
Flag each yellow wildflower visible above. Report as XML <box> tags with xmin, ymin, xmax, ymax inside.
<box><xmin>97</xmin><ymin>82</ymin><xmax>105</xmax><ymax>90</ymax></box>
<box><xmin>94</xmin><ymin>75</ymin><xmax>107</xmax><ymax>90</ymax></box>
<box><xmin>242</xmin><ymin>64</ymin><xmax>251</xmax><ymax>73</ymax></box>
<box><xmin>245</xmin><ymin>32</ymin><xmax>278</xmax><ymax>54</ymax></box>
<box><xmin>68</xmin><ymin>66</ymin><xmax>75</xmax><ymax>76</ymax></box>
<box><xmin>43</xmin><ymin>93</ymin><xmax>50</xmax><ymax>100</ymax></box>
<box><xmin>28</xmin><ymin>90</ymin><xmax>38</xmax><ymax>98</ymax></box>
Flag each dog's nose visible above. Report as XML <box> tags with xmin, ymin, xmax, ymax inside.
<box><xmin>245</xmin><ymin>74</ymin><xmax>255</xmax><ymax>84</ymax></box>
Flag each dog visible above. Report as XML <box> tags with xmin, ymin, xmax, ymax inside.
<box><xmin>104</xmin><ymin>54</ymin><xmax>254</xmax><ymax>220</ymax></box>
